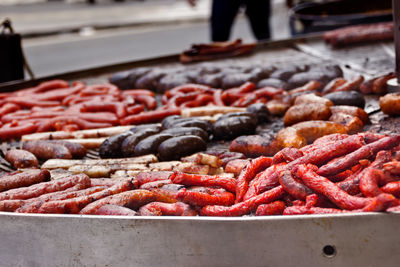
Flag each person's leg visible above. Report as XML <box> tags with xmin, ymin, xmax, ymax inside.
<box><xmin>245</xmin><ymin>0</ymin><xmax>271</xmax><ymax>41</ymax></box>
<box><xmin>210</xmin><ymin>0</ymin><xmax>242</xmax><ymax>42</ymax></box>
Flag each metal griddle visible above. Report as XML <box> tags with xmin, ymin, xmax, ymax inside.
<box><xmin>0</xmin><ymin>34</ymin><xmax>399</xmax><ymax>267</ymax></box>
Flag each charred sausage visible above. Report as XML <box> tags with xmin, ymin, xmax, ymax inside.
<box><xmin>213</xmin><ymin>115</ymin><xmax>257</xmax><ymax>140</ymax></box>
<box><xmin>158</xmin><ymin>135</ymin><xmax>207</xmax><ymax>161</ymax></box>
<box><xmin>162</xmin><ymin>127</ymin><xmax>209</xmax><ymax>141</ymax></box>
<box><xmin>134</xmin><ymin>133</ymin><xmax>173</xmax><ymax>156</ymax></box>
<box><xmin>99</xmin><ymin>131</ymin><xmax>133</xmax><ymax>158</ymax></box>
<box><xmin>323</xmin><ymin>91</ymin><xmax>365</xmax><ymax>108</ymax></box>
<box><xmin>121</xmin><ymin>128</ymin><xmax>162</xmax><ymax>157</ymax></box>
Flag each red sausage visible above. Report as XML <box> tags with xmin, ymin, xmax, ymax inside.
<box><xmin>0</xmin><ymin>169</ymin><xmax>50</xmax><ymax>193</ymax></box>
<box><xmin>5</xmin><ymin>149</ymin><xmax>39</xmax><ymax>169</ymax></box>
<box><xmin>95</xmin><ymin>204</ymin><xmax>137</xmax><ymax>216</ymax></box>
<box><xmin>79</xmin><ymin>189</ymin><xmax>155</xmax><ymax>214</ymax></box>
<box><xmin>0</xmin><ymin>173</ymin><xmax>89</xmax><ymax>201</ymax></box>
<box><xmin>139</xmin><ymin>202</ymin><xmax>197</xmax><ymax>216</ymax></box>
<box><xmin>22</xmin><ymin>140</ymin><xmax>72</xmax><ymax>160</ymax></box>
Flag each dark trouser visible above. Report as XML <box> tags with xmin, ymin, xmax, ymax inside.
<box><xmin>210</xmin><ymin>0</ymin><xmax>271</xmax><ymax>42</ymax></box>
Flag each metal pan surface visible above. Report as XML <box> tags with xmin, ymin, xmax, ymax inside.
<box><xmin>0</xmin><ymin>212</ymin><xmax>399</xmax><ymax>267</ymax></box>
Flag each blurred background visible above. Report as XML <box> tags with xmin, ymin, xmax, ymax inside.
<box><xmin>0</xmin><ymin>0</ymin><xmax>393</xmax><ymax>78</ymax></box>
<box><xmin>1</xmin><ymin>0</ymin><xmax>292</xmax><ymax>77</ymax></box>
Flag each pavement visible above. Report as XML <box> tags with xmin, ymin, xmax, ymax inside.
<box><xmin>1</xmin><ymin>0</ymin><xmax>211</xmax><ymax>37</ymax></box>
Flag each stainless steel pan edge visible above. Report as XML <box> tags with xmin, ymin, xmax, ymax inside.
<box><xmin>0</xmin><ymin>212</ymin><xmax>399</xmax><ymax>267</ymax></box>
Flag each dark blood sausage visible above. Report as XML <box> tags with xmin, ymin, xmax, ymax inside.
<box><xmin>219</xmin><ymin>111</ymin><xmax>257</xmax><ymax>120</ymax></box>
<box><xmin>134</xmin><ymin>133</ymin><xmax>173</xmax><ymax>156</ymax></box>
<box><xmin>5</xmin><ymin>149</ymin><xmax>39</xmax><ymax>169</ymax></box>
<box><xmin>22</xmin><ymin>140</ymin><xmax>72</xmax><ymax>160</ymax></box>
<box><xmin>161</xmin><ymin>115</ymin><xmax>182</xmax><ymax>128</ymax></box>
<box><xmin>95</xmin><ymin>204</ymin><xmax>137</xmax><ymax>216</ymax></box>
<box><xmin>323</xmin><ymin>91</ymin><xmax>365</xmax><ymax>108</ymax></box>
<box><xmin>246</xmin><ymin>103</ymin><xmax>270</xmax><ymax>123</ymax></box>
<box><xmin>129</xmin><ymin>123</ymin><xmax>162</xmax><ymax>134</ymax></box>
<box><xmin>99</xmin><ymin>131</ymin><xmax>132</xmax><ymax>158</ymax></box>
<box><xmin>158</xmin><ymin>135</ymin><xmax>207</xmax><ymax>161</ymax></box>
<box><xmin>162</xmin><ymin>127</ymin><xmax>209</xmax><ymax>141</ymax></box>
<box><xmin>121</xmin><ymin>128</ymin><xmax>162</xmax><ymax>157</ymax></box>
<box><xmin>0</xmin><ymin>169</ymin><xmax>50</xmax><ymax>192</ymax></box>
<box><xmin>162</xmin><ymin>116</ymin><xmax>212</xmax><ymax>132</ymax></box>
<box><xmin>172</xmin><ymin>120</ymin><xmax>212</xmax><ymax>132</ymax></box>
<box><xmin>48</xmin><ymin>140</ymin><xmax>87</xmax><ymax>158</ymax></box>
<box><xmin>213</xmin><ymin>115</ymin><xmax>257</xmax><ymax>140</ymax></box>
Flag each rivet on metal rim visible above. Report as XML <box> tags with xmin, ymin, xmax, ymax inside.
<box><xmin>322</xmin><ymin>245</ymin><xmax>337</xmax><ymax>258</ymax></box>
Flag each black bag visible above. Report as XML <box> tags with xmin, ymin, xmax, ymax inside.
<box><xmin>0</xmin><ymin>19</ymin><xmax>34</xmax><ymax>83</ymax></box>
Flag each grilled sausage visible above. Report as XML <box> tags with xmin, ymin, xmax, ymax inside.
<box><xmin>22</xmin><ymin>140</ymin><xmax>72</xmax><ymax>160</ymax></box>
<box><xmin>99</xmin><ymin>131</ymin><xmax>133</xmax><ymax>158</ymax></box>
<box><xmin>213</xmin><ymin>114</ymin><xmax>257</xmax><ymax>140</ymax></box>
<box><xmin>246</xmin><ymin>103</ymin><xmax>270</xmax><ymax>123</ymax></box>
<box><xmin>380</xmin><ymin>93</ymin><xmax>400</xmax><ymax>116</ymax></box>
<box><xmin>329</xmin><ymin>105</ymin><xmax>369</xmax><ymax>124</ymax></box>
<box><xmin>5</xmin><ymin>149</ymin><xmax>39</xmax><ymax>169</ymax></box>
<box><xmin>323</xmin><ymin>91</ymin><xmax>365</xmax><ymax>108</ymax></box>
<box><xmin>49</xmin><ymin>140</ymin><xmax>87</xmax><ymax>158</ymax></box>
<box><xmin>129</xmin><ymin>123</ymin><xmax>162</xmax><ymax>134</ymax></box>
<box><xmin>162</xmin><ymin>127</ymin><xmax>209</xmax><ymax>141</ymax></box>
<box><xmin>121</xmin><ymin>128</ymin><xmax>162</xmax><ymax>157</ymax></box>
<box><xmin>158</xmin><ymin>135</ymin><xmax>207</xmax><ymax>161</ymax></box>
<box><xmin>172</xmin><ymin>120</ymin><xmax>212</xmax><ymax>132</ymax></box>
<box><xmin>134</xmin><ymin>133</ymin><xmax>173</xmax><ymax>156</ymax></box>
<box><xmin>283</xmin><ymin>104</ymin><xmax>332</xmax><ymax>126</ymax></box>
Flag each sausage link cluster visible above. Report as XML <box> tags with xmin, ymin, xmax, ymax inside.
<box><xmin>0</xmin><ymin>80</ymin><xmax>157</xmax><ymax>140</ymax></box>
<box><xmin>1</xmin><ymin>133</ymin><xmax>400</xmax><ymax>216</ymax></box>
<box><xmin>99</xmin><ymin>118</ymin><xmax>210</xmax><ymax>161</ymax></box>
